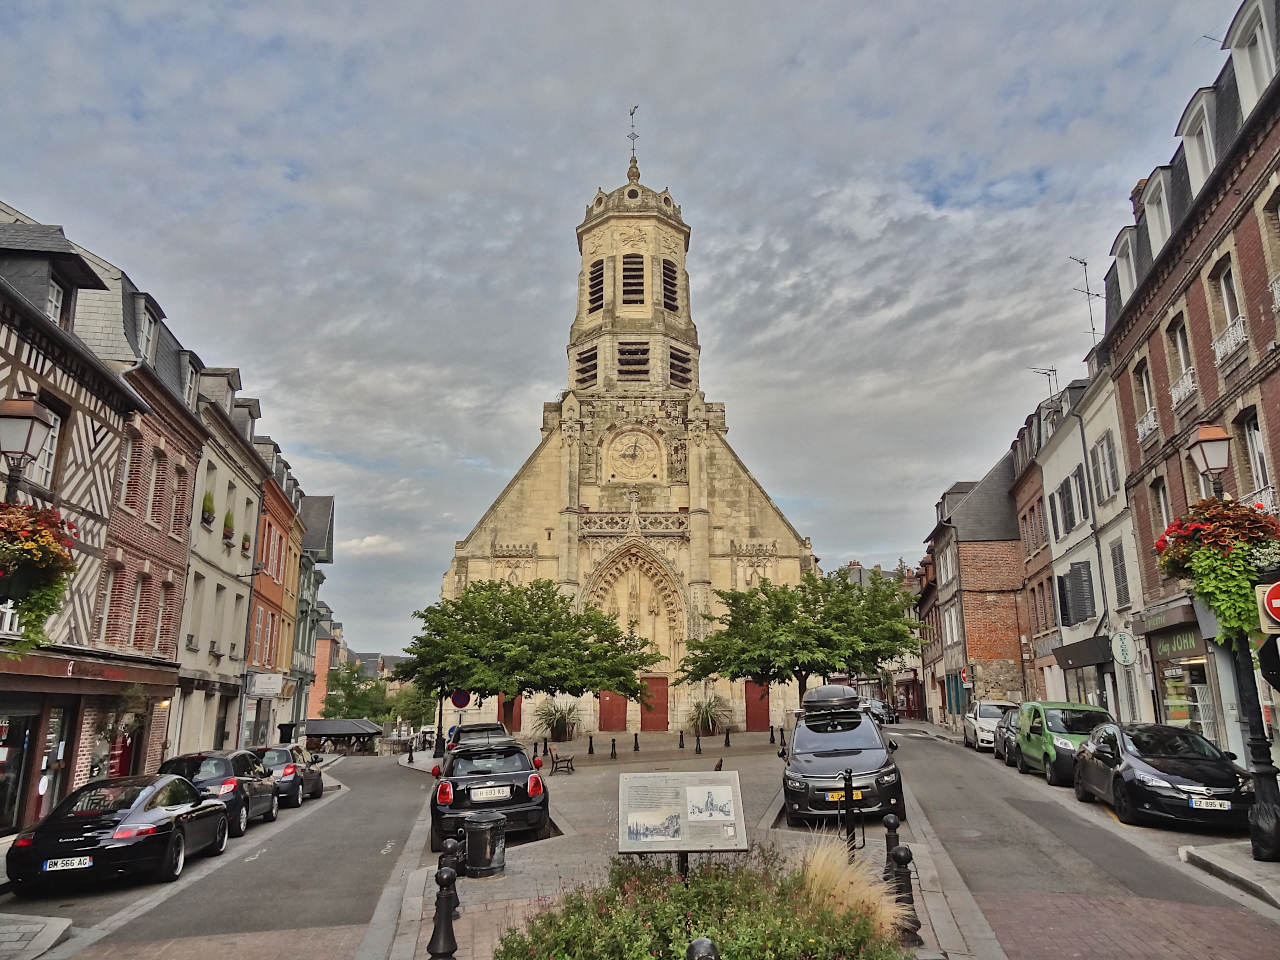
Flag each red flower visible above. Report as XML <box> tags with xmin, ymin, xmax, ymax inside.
<box><xmin>1257</xmin><ymin>503</ymin><xmax>1266</xmax><ymax>510</ymax></box>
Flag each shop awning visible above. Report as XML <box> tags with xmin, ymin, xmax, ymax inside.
<box><xmin>1052</xmin><ymin>634</ymin><xmax>1113</xmax><ymax>671</ymax></box>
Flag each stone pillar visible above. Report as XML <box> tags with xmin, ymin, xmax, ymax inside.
<box><xmin>558</xmin><ymin>419</ymin><xmax>582</xmax><ymax>595</ymax></box>
<box><xmin>687</xmin><ymin>417</ymin><xmax>711</xmax><ymax>638</ymax></box>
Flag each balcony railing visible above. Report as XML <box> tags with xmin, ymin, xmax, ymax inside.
<box><xmin>1170</xmin><ymin>367</ymin><xmax>1197</xmax><ymax>407</ymax></box>
<box><xmin>1246</xmin><ymin>484</ymin><xmax>1277</xmax><ymax>515</ymax></box>
<box><xmin>1136</xmin><ymin>406</ymin><xmax>1159</xmax><ymax>443</ymax></box>
<box><xmin>1213</xmin><ymin>315</ymin><xmax>1248</xmax><ymax>366</ymax></box>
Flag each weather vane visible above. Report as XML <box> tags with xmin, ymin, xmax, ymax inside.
<box><xmin>628</xmin><ymin>104</ymin><xmax>640</xmax><ymax>159</ymax></box>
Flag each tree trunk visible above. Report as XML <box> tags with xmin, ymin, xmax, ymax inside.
<box><xmin>796</xmin><ymin>673</ymin><xmax>809</xmax><ymax>700</ymax></box>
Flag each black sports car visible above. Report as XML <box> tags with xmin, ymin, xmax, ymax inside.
<box><xmin>5</xmin><ymin>775</ymin><xmax>228</xmax><ymax>894</ymax></box>
<box><xmin>780</xmin><ymin>685</ymin><xmax>904</xmax><ymax>826</ymax></box>
<box><xmin>1073</xmin><ymin>722</ymin><xmax>1252</xmax><ymax>826</ymax></box>
<box><xmin>429</xmin><ymin>740</ymin><xmax>549</xmax><ymax>851</ymax></box>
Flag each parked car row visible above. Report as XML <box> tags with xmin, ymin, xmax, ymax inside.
<box><xmin>5</xmin><ymin>744</ymin><xmax>326</xmax><ymax>895</ymax></box>
<box><xmin>965</xmin><ymin>699</ymin><xmax>1252</xmax><ymax>829</ymax></box>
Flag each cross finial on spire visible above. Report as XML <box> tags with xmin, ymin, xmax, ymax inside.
<box><xmin>627</xmin><ymin>105</ymin><xmax>640</xmax><ymax>182</ymax></box>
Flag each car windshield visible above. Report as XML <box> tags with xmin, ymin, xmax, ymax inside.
<box><xmin>793</xmin><ymin>714</ymin><xmax>883</xmax><ymax>753</ymax></box>
<box><xmin>456</xmin><ymin>726</ymin><xmax>505</xmax><ymax>742</ymax></box>
<box><xmin>1045</xmin><ymin>709</ymin><xmax>1110</xmax><ymax>734</ymax></box>
<box><xmin>52</xmin><ymin>782</ymin><xmax>148</xmax><ymax>819</ymax></box>
<box><xmin>159</xmin><ymin>756</ymin><xmax>232</xmax><ymax>781</ymax></box>
<box><xmin>1124</xmin><ymin>728</ymin><xmax>1223</xmax><ymax>760</ymax></box>
<box><xmin>257</xmin><ymin>748</ymin><xmax>293</xmax><ymax>767</ymax></box>
<box><xmin>978</xmin><ymin>704</ymin><xmax>1007</xmax><ymax>719</ymax></box>
<box><xmin>451</xmin><ymin>749</ymin><xmax>531</xmax><ymax>776</ymax></box>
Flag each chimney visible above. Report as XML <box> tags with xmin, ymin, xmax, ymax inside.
<box><xmin>1130</xmin><ymin>178</ymin><xmax>1148</xmax><ymax>219</ymax></box>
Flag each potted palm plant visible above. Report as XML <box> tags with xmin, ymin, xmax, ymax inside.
<box><xmin>533</xmin><ymin>700</ymin><xmax>581</xmax><ymax>742</ymax></box>
<box><xmin>687</xmin><ymin>694</ymin><xmax>730</xmax><ymax>736</ymax></box>
<box><xmin>0</xmin><ymin>503</ymin><xmax>78</xmax><ymax>649</ymax></box>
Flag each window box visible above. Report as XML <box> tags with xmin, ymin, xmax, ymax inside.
<box><xmin>1212</xmin><ymin>315</ymin><xmax>1249</xmax><ymax>367</ymax></box>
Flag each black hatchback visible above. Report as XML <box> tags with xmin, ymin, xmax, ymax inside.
<box><xmin>429</xmin><ymin>740</ymin><xmax>549</xmax><ymax>851</ymax></box>
<box><xmin>780</xmin><ymin>686</ymin><xmax>904</xmax><ymax>826</ymax></box>
<box><xmin>158</xmin><ymin>749</ymin><xmax>278</xmax><ymax>837</ymax></box>
<box><xmin>253</xmin><ymin>744</ymin><xmax>325</xmax><ymax>807</ymax></box>
<box><xmin>1073</xmin><ymin>722</ymin><xmax>1252</xmax><ymax>827</ymax></box>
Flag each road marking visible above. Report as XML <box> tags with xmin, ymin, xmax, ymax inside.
<box><xmin>243</xmin><ymin>847</ymin><xmax>268</xmax><ymax>862</ymax></box>
<box><xmin>380</xmin><ymin>840</ymin><xmax>395</xmax><ymax>856</ymax></box>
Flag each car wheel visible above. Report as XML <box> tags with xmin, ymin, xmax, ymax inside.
<box><xmin>155</xmin><ymin>831</ymin><xmax>185</xmax><ymax>882</ymax></box>
<box><xmin>290</xmin><ymin>783</ymin><xmax>304</xmax><ymax>808</ymax></box>
<box><xmin>1004</xmin><ymin>743</ymin><xmax>1017</xmax><ymax>767</ymax></box>
<box><xmin>311</xmin><ymin>777</ymin><xmax>324</xmax><ymax>799</ymax></box>
<box><xmin>1073</xmin><ymin>766</ymin><xmax>1094</xmax><ymax>803</ymax></box>
<box><xmin>1044</xmin><ymin>756</ymin><xmax>1060</xmax><ymax>787</ymax></box>
<box><xmin>209</xmin><ymin>816</ymin><xmax>229</xmax><ymax>855</ymax></box>
<box><xmin>1113</xmin><ymin>777</ymin><xmax>1140</xmax><ymax>825</ymax></box>
<box><xmin>429</xmin><ymin>821</ymin><xmax>443</xmax><ymax>853</ymax></box>
<box><xmin>1015</xmin><ymin>747</ymin><xmax>1028</xmax><ymax>774</ymax></box>
<box><xmin>263</xmin><ymin>793</ymin><xmax>279</xmax><ymax>822</ymax></box>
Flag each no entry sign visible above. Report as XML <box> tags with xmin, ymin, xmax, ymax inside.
<box><xmin>450</xmin><ymin>690</ymin><xmax>471</xmax><ymax>709</ymax></box>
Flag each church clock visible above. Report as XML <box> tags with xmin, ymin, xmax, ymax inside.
<box><xmin>608</xmin><ymin>431</ymin><xmax>661</xmax><ymax>481</ymax></box>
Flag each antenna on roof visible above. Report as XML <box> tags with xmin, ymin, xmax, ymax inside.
<box><xmin>1030</xmin><ymin>366</ymin><xmax>1059</xmax><ymax>398</ymax></box>
<box><xmin>628</xmin><ymin>105</ymin><xmax>640</xmax><ymax>161</ymax></box>
<box><xmin>1069</xmin><ymin>255</ymin><xmax>1103</xmax><ymax>345</ymax></box>
<box><xmin>1201</xmin><ymin>34</ymin><xmax>1224</xmax><ymax>45</ymax></box>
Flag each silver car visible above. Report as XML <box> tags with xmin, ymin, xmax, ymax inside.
<box><xmin>963</xmin><ymin>700</ymin><xmax>1017</xmax><ymax>750</ymax></box>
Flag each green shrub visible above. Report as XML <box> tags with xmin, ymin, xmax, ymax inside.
<box><xmin>494</xmin><ymin>850</ymin><xmax>906</xmax><ymax>960</ymax></box>
<box><xmin>687</xmin><ymin>694</ymin><xmax>730</xmax><ymax>735</ymax></box>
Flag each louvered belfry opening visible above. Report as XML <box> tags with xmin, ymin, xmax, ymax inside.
<box><xmin>669</xmin><ymin>346</ymin><xmax>692</xmax><ymax>388</ymax></box>
<box><xmin>662</xmin><ymin>259</ymin><xmax>678</xmax><ymax>311</ymax></box>
<box><xmin>617</xmin><ymin>341</ymin><xmax>650</xmax><ymax>381</ymax></box>
<box><xmin>621</xmin><ymin>254</ymin><xmax>645</xmax><ymax>305</ymax></box>
<box><xmin>575</xmin><ymin>347</ymin><xmax>598</xmax><ymax>389</ymax></box>
<box><xmin>588</xmin><ymin>259</ymin><xmax>604</xmax><ymax>313</ymax></box>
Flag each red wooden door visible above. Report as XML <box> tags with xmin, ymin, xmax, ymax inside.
<box><xmin>744</xmin><ymin>680</ymin><xmax>770</xmax><ymax>731</ymax></box>
<box><xmin>599</xmin><ymin>691</ymin><xmax>628</xmax><ymax>731</ymax></box>
<box><xmin>640</xmin><ymin>677</ymin><xmax>668</xmax><ymax>731</ymax></box>
<box><xmin>497</xmin><ymin>693</ymin><xmax>522</xmax><ymax>732</ymax></box>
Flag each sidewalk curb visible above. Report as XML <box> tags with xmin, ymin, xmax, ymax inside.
<box><xmin>0</xmin><ymin>914</ymin><xmax>71</xmax><ymax>960</ymax></box>
<box><xmin>902</xmin><ymin>781</ymin><xmax>1008</xmax><ymax>960</ymax></box>
<box><xmin>1180</xmin><ymin>844</ymin><xmax>1280</xmax><ymax>910</ymax></box>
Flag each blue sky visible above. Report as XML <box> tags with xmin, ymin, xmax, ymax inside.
<box><xmin>0</xmin><ymin>1</ymin><xmax>1245</xmax><ymax>652</ymax></box>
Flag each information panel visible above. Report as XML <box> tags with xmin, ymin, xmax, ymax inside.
<box><xmin>617</xmin><ymin>771</ymin><xmax>749</xmax><ymax>854</ymax></box>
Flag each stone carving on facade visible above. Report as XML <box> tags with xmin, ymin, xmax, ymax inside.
<box><xmin>617</xmin><ymin>226</ymin><xmax>648</xmax><ymax>249</ymax></box>
<box><xmin>730</xmin><ymin>539</ymin><xmax>778</xmax><ymax>590</ymax></box>
<box><xmin>688</xmin><ymin>421</ymin><xmax>707</xmax><ymax>446</ymax></box>
<box><xmin>585</xmin><ymin>233</ymin><xmax>605</xmax><ymax>257</ymax></box>
<box><xmin>454</xmin><ymin>558</ymin><xmax>469</xmax><ymax>594</ymax></box>
<box><xmin>585</xmin><ymin>542</ymin><xmax>685</xmax><ymax>639</ymax></box>
<box><xmin>660</xmin><ymin>231</ymin><xmax>682</xmax><ymax>257</ymax></box>
<box><xmin>580</xmin><ymin>512</ymin><xmax>689</xmax><ymax>536</ymax></box>
<box><xmin>492</xmin><ymin>540</ymin><xmax>538</xmax><ymax>558</ymax></box>
<box><xmin>561</xmin><ymin>420</ymin><xmax>582</xmax><ymax>445</ymax></box>
<box><xmin>669</xmin><ymin>439</ymin><xmax>687</xmax><ymax>482</ymax></box>
<box><xmin>661</xmin><ymin>400</ymin><xmax>684</xmax><ymax>420</ymax></box>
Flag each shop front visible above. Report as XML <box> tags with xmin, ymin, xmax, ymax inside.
<box><xmin>893</xmin><ymin>668</ymin><xmax>922</xmax><ymax>720</ymax></box>
<box><xmin>1053</xmin><ymin>634</ymin><xmax>1116</xmax><ymax>714</ymax></box>
<box><xmin>1147</xmin><ymin>626</ymin><xmax>1226</xmax><ymax>747</ymax></box>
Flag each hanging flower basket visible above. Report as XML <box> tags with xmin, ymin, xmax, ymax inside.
<box><xmin>0</xmin><ymin>503</ymin><xmax>78</xmax><ymax>649</ymax></box>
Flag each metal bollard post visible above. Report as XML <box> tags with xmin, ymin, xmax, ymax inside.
<box><xmin>543</xmin><ymin>737</ymin><xmax>549</xmax><ymax>755</ymax></box>
<box><xmin>769</xmin><ymin>725</ymin><xmax>775</xmax><ymax>744</ymax></box>
<box><xmin>686</xmin><ymin>938</ymin><xmax>722</xmax><ymax>959</ymax></box>
<box><xmin>695</xmin><ymin>734</ymin><xmax>702</xmax><ymax>755</ymax></box>
<box><xmin>427</xmin><ymin>867</ymin><xmax>459</xmax><ymax>959</ymax></box>
<box><xmin>679</xmin><ymin>730</ymin><xmax>685</xmax><ymax>749</ymax></box>
<box><xmin>438</xmin><ymin>839</ymin><xmax>463</xmax><ymax>916</ymax></box>
<box><xmin>610</xmin><ymin>738</ymin><xmax>617</xmax><ymax>760</ymax></box>
<box><xmin>724</xmin><ymin>728</ymin><xmax>731</xmax><ymax>748</ymax></box>
<box><xmin>890</xmin><ymin>845</ymin><xmax>923</xmax><ymax>947</ymax></box>
<box><xmin>844</xmin><ymin>768</ymin><xmax>856</xmax><ymax>860</ymax></box>
<box><xmin>531</xmin><ymin>740</ymin><xmax>538</xmax><ymax>758</ymax></box>
<box><xmin>779</xmin><ymin>727</ymin><xmax>786</xmax><ymax>749</ymax></box>
<box><xmin>881</xmin><ymin>814</ymin><xmax>900</xmax><ymax>881</ymax></box>
<box><xmin>633</xmin><ymin>732</ymin><xmax>640</xmax><ymax>752</ymax></box>
<box><xmin>588</xmin><ymin>735</ymin><xmax>594</xmax><ymax>755</ymax></box>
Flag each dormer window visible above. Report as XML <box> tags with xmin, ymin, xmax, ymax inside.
<box><xmin>1177</xmin><ymin>90</ymin><xmax>1217</xmax><ymax>195</ymax></box>
<box><xmin>46</xmin><ymin>278</ymin><xmax>70</xmax><ymax>329</ymax></box>
<box><xmin>137</xmin><ymin>308</ymin><xmax>157</xmax><ymax>360</ymax></box>
<box><xmin>184</xmin><ymin>363</ymin><xmax>199</xmax><ymax>407</ymax></box>
<box><xmin>1111</xmin><ymin>229</ymin><xmax>1137</xmax><ymax>301</ymax></box>
<box><xmin>1227</xmin><ymin>1</ymin><xmax>1276</xmax><ymax>116</ymax></box>
<box><xmin>1143</xmin><ymin>173</ymin><xmax>1171</xmax><ymax>252</ymax></box>
<box><xmin>587</xmin><ymin>259</ymin><xmax>604</xmax><ymax>313</ymax></box>
<box><xmin>621</xmin><ymin>254</ymin><xmax>644</xmax><ymax>305</ymax></box>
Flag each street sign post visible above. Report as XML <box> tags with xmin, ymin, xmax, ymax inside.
<box><xmin>1257</xmin><ymin>583</ymin><xmax>1280</xmax><ymax>636</ymax></box>
<box><xmin>450</xmin><ymin>690</ymin><xmax>471</xmax><ymax>709</ymax></box>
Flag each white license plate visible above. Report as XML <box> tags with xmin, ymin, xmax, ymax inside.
<box><xmin>471</xmin><ymin>786</ymin><xmax>510</xmax><ymax>801</ymax></box>
<box><xmin>1189</xmin><ymin>798</ymin><xmax>1231</xmax><ymax>810</ymax></box>
<box><xmin>44</xmin><ymin>856</ymin><xmax>93</xmax><ymax>871</ymax></box>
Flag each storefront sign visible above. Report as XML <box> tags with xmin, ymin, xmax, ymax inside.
<box><xmin>1149</xmin><ymin>629</ymin><xmax>1205</xmax><ymax>662</ymax></box>
<box><xmin>1133</xmin><ymin>602</ymin><xmax>1196</xmax><ymax>635</ymax></box>
<box><xmin>1110</xmin><ymin>631</ymin><xmax>1138</xmax><ymax>667</ymax></box>
<box><xmin>1053</xmin><ymin>634</ymin><xmax>1112</xmax><ymax>670</ymax></box>
<box><xmin>248</xmin><ymin>672</ymin><xmax>284</xmax><ymax>697</ymax></box>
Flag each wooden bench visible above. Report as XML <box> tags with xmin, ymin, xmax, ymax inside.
<box><xmin>548</xmin><ymin>745</ymin><xmax>575</xmax><ymax>775</ymax></box>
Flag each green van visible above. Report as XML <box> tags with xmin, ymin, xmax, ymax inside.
<box><xmin>1013</xmin><ymin>701</ymin><xmax>1112</xmax><ymax>786</ymax></box>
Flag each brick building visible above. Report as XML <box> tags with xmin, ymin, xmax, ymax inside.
<box><xmin>916</xmin><ymin>551</ymin><xmax>943</xmax><ymax>724</ymax></box>
<box><xmin>0</xmin><ymin>223</ymin><xmax>153</xmax><ymax>834</ymax></box>
<box><xmin>1099</xmin><ymin>0</ymin><xmax>1280</xmax><ymax>755</ymax></box>
<box><xmin>923</xmin><ymin>452</ymin><xmax>1027</xmax><ymax>727</ymax></box>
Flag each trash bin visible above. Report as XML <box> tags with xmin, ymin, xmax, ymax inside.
<box><xmin>463</xmin><ymin>811</ymin><xmax>507</xmax><ymax>878</ymax></box>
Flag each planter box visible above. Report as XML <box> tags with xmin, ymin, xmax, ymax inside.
<box><xmin>0</xmin><ymin>564</ymin><xmax>43</xmax><ymax>604</ymax></box>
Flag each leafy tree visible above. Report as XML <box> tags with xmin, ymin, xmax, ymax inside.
<box><xmin>677</xmin><ymin>567</ymin><xmax>919</xmax><ymax>697</ymax></box>
<box><xmin>387</xmin><ymin>681</ymin><xmax>435</xmax><ymax>729</ymax></box>
<box><xmin>398</xmin><ymin>578</ymin><xmax>663</xmax><ymax>729</ymax></box>
<box><xmin>321</xmin><ymin>660</ymin><xmax>390</xmax><ymax>719</ymax></box>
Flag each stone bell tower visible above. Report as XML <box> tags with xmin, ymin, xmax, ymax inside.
<box><xmin>444</xmin><ymin>153</ymin><xmax>814</xmax><ymax>736</ymax></box>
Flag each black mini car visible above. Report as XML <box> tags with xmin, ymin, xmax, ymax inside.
<box><xmin>1073</xmin><ymin>722</ymin><xmax>1252</xmax><ymax>826</ymax></box>
<box><xmin>780</xmin><ymin>685</ymin><xmax>904</xmax><ymax>826</ymax></box>
<box><xmin>429</xmin><ymin>740</ymin><xmax>549</xmax><ymax>851</ymax></box>
<box><xmin>5</xmin><ymin>775</ymin><xmax>228</xmax><ymax>894</ymax></box>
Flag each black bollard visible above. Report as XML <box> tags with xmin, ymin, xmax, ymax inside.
<box><xmin>723</xmin><ymin>728</ymin><xmax>731</xmax><ymax>748</ymax></box>
<box><xmin>844</xmin><ymin>768</ymin><xmax>857</xmax><ymax>861</ymax></box>
<box><xmin>588</xmin><ymin>735</ymin><xmax>594</xmax><ymax>755</ymax></box>
<box><xmin>686</xmin><ymin>937</ymin><xmax>722</xmax><ymax>959</ymax></box>
<box><xmin>695</xmin><ymin>734</ymin><xmax>702</xmax><ymax>755</ymax></box>
<box><xmin>634</xmin><ymin>732</ymin><xmax>640</xmax><ymax>752</ymax></box>
<box><xmin>543</xmin><ymin>737</ymin><xmax>549</xmax><ymax>755</ymax></box>
<box><xmin>427</xmin><ymin>867</ymin><xmax>459</xmax><ymax>959</ymax></box>
<box><xmin>890</xmin><ymin>845</ymin><xmax>923</xmax><ymax>947</ymax></box>
<box><xmin>437</xmin><ymin>839</ymin><xmax>463</xmax><ymax>916</ymax></box>
<box><xmin>881</xmin><ymin>814</ymin><xmax>901</xmax><ymax>881</ymax></box>
<box><xmin>679</xmin><ymin>730</ymin><xmax>685</xmax><ymax>749</ymax></box>
<box><xmin>610</xmin><ymin>737</ymin><xmax>617</xmax><ymax>760</ymax></box>
<box><xmin>769</xmin><ymin>725</ymin><xmax>776</xmax><ymax>744</ymax></box>
<box><xmin>531</xmin><ymin>740</ymin><xmax>538</xmax><ymax>758</ymax></box>
<box><xmin>779</xmin><ymin>727</ymin><xmax>786</xmax><ymax>749</ymax></box>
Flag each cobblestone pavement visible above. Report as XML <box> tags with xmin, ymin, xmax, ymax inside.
<box><xmin>0</xmin><ymin>914</ymin><xmax>68</xmax><ymax>960</ymax></box>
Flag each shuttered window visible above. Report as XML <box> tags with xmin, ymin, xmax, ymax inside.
<box><xmin>1057</xmin><ymin>562</ymin><xmax>1096</xmax><ymax>627</ymax></box>
<box><xmin>1058</xmin><ymin>575</ymin><xmax>1072</xmax><ymax>626</ymax></box>
<box><xmin>1049</xmin><ymin>495</ymin><xmax>1060</xmax><ymax>539</ymax></box>
<box><xmin>1111</xmin><ymin>540</ymin><xmax>1130</xmax><ymax>608</ymax></box>
<box><xmin>1073</xmin><ymin>465</ymin><xmax>1089</xmax><ymax>520</ymax></box>
<box><xmin>1103</xmin><ymin>431</ymin><xmax>1121</xmax><ymax>493</ymax></box>
<box><xmin>575</xmin><ymin>347</ymin><xmax>598</xmax><ymax>389</ymax></box>
<box><xmin>669</xmin><ymin>346</ymin><xmax>692</xmax><ymax>387</ymax></box>
<box><xmin>621</xmin><ymin>254</ymin><xmax>645</xmax><ymax>305</ymax></box>
<box><xmin>617</xmin><ymin>341</ymin><xmax>650</xmax><ymax>381</ymax></box>
<box><xmin>662</xmin><ymin>259</ymin><xmax>678</xmax><ymax>311</ymax></box>
<box><xmin>588</xmin><ymin>259</ymin><xmax>604</xmax><ymax>313</ymax></box>
<box><xmin>1057</xmin><ymin>480</ymin><xmax>1075</xmax><ymax>533</ymax></box>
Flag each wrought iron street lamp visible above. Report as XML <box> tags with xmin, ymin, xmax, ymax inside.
<box><xmin>0</xmin><ymin>393</ymin><xmax>55</xmax><ymax>504</ymax></box>
<box><xmin>1190</xmin><ymin>422</ymin><xmax>1280</xmax><ymax>860</ymax></box>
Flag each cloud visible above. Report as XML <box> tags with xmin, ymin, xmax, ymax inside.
<box><xmin>0</xmin><ymin>0</ymin><xmax>1244</xmax><ymax>652</ymax></box>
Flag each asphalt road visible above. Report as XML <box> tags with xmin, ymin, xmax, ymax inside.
<box><xmin>0</xmin><ymin>756</ymin><xmax>432</xmax><ymax>960</ymax></box>
<box><xmin>895</xmin><ymin>730</ymin><xmax>1280</xmax><ymax>958</ymax></box>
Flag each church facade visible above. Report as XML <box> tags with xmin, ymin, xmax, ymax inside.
<box><xmin>443</xmin><ymin>156</ymin><xmax>816</xmax><ymax>734</ymax></box>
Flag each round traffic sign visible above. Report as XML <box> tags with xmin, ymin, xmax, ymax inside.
<box><xmin>1264</xmin><ymin>582</ymin><xmax>1280</xmax><ymax>624</ymax></box>
<box><xmin>450</xmin><ymin>690</ymin><xmax>471</xmax><ymax>709</ymax></box>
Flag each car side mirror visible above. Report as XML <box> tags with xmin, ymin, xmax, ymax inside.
<box><xmin>777</xmin><ymin>748</ymin><xmax>786</xmax><ymax>759</ymax></box>
<box><xmin>887</xmin><ymin>739</ymin><xmax>898</xmax><ymax>752</ymax></box>
<box><xmin>431</xmin><ymin>764</ymin><xmax>441</xmax><ymax>777</ymax></box>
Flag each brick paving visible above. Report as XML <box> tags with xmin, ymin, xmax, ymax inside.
<box><xmin>0</xmin><ymin>913</ymin><xmax>68</xmax><ymax>960</ymax></box>
<box><xmin>975</xmin><ymin>891</ymin><xmax>1278</xmax><ymax>960</ymax></box>
<box><xmin>72</xmin><ymin>924</ymin><xmax>367</xmax><ymax>960</ymax></box>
